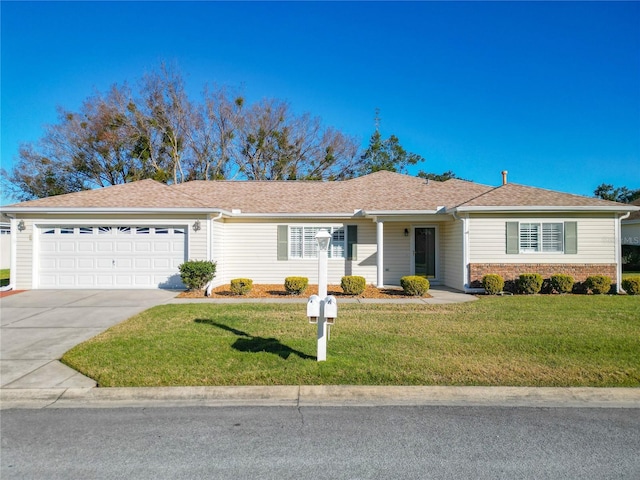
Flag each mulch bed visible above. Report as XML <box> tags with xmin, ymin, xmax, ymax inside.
<box><xmin>178</xmin><ymin>284</ymin><xmax>431</xmax><ymax>299</ymax></box>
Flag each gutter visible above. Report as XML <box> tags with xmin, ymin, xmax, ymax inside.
<box><xmin>454</xmin><ymin>205</ymin><xmax>640</xmax><ymax>214</ymax></box>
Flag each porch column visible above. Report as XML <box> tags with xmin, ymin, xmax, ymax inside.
<box><xmin>376</xmin><ymin>220</ymin><xmax>384</xmax><ymax>288</ymax></box>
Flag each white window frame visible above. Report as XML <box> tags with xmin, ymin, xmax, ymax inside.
<box><xmin>519</xmin><ymin>222</ymin><xmax>564</xmax><ymax>253</ymax></box>
<box><xmin>288</xmin><ymin>226</ymin><xmax>346</xmax><ymax>259</ymax></box>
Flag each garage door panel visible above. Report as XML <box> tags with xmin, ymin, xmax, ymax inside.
<box><xmin>78</xmin><ymin>242</ymin><xmax>95</xmax><ymax>253</ymax></box>
<box><xmin>115</xmin><ymin>276</ymin><xmax>133</xmax><ymax>286</ymax></box>
<box><xmin>77</xmin><ymin>275</ymin><xmax>95</xmax><ymax>286</ymax></box>
<box><xmin>96</xmin><ymin>242</ymin><xmax>114</xmax><ymax>252</ymax></box>
<box><xmin>40</xmin><ymin>258</ymin><xmax>57</xmax><ymax>269</ymax></box>
<box><xmin>96</xmin><ymin>275</ymin><xmax>114</xmax><ymax>286</ymax></box>
<box><xmin>59</xmin><ymin>258</ymin><xmax>75</xmax><ymax>269</ymax></box>
<box><xmin>115</xmin><ymin>258</ymin><xmax>133</xmax><ymax>268</ymax></box>
<box><xmin>154</xmin><ymin>258</ymin><xmax>170</xmax><ymax>268</ymax></box>
<box><xmin>59</xmin><ymin>242</ymin><xmax>76</xmax><ymax>253</ymax></box>
<box><xmin>116</xmin><ymin>242</ymin><xmax>133</xmax><ymax>252</ymax></box>
<box><xmin>38</xmin><ymin>225</ymin><xmax>187</xmax><ymax>289</ymax></box>
<box><xmin>77</xmin><ymin>258</ymin><xmax>95</xmax><ymax>269</ymax></box>
<box><xmin>96</xmin><ymin>258</ymin><xmax>113</xmax><ymax>269</ymax></box>
<box><xmin>135</xmin><ymin>242</ymin><xmax>152</xmax><ymax>252</ymax></box>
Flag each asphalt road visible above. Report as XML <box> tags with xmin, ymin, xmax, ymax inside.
<box><xmin>2</xmin><ymin>405</ymin><xmax>639</xmax><ymax>479</ymax></box>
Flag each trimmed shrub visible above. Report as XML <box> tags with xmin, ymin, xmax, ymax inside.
<box><xmin>178</xmin><ymin>260</ymin><xmax>217</xmax><ymax>290</ymax></box>
<box><xmin>482</xmin><ymin>274</ymin><xmax>504</xmax><ymax>295</ymax></box>
<box><xmin>230</xmin><ymin>278</ymin><xmax>253</xmax><ymax>295</ymax></box>
<box><xmin>585</xmin><ymin>275</ymin><xmax>612</xmax><ymax>295</ymax></box>
<box><xmin>622</xmin><ymin>276</ymin><xmax>640</xmax><ymax>295</ymax></box>
<box><xmin>341</xmin><ymin>275</ymin><xmax>366</xmax><ymax>295</ymax></box>
<box><xmin>518</xmin><ymin>273</ymin><xmax>543</xmax><ymax>294</ymax></box>
<box><xmin>550</xmin><ymin>274</ymin><xmax>575</xmax><ymax>294</ymax></box>
<box><xmin>400</xmin><ymin>276</ymin><xmax>430</xmax><ymax>296</ymax></box>
<box><xmin>284</xmin><ymin>276</ymin><xmax>308</xmax><ymax>295</ymax></box>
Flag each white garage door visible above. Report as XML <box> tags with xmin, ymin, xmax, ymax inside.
<box><xmin>38</xmin><ymin>225</ymin><xmax>187</xmax><ymax>289</ymax></box>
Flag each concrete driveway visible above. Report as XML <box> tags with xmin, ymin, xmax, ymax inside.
<box><xmin>0</xmin><ymin>290</ymin><xmax>177</xmax><ymax>389</ymax></box>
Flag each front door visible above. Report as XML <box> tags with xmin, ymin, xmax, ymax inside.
<box><xmin>414</xmin><ymin>227</ymin><xmax>436</xmax><ymax>279</ymax></box>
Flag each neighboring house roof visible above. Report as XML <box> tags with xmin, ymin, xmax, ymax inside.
<box><xmin>2</xmin><ymin>170</ymin><xmax>637</xmax><ymax>215</ymax></box>
<box><xmin>625</xmin><ymin>198</ymin><xmax>640</xmax><ymax>221</ymax></box>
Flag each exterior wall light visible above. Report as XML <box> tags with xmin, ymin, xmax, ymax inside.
<box><xmin>192</xmin><ymin>220</ymin><xmax>201</xmax><ymax>232</ymax></box>
<box><xmin>17</xmin><ymin>220</ymin><xmax>26</xmax><ymax>231</ymax></box>
<box><xmin>404</xmin><ymin>228</ymin><xmax>409</xmax><ymax>237</ymax></box>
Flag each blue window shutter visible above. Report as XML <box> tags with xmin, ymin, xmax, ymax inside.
<box><xmin>564</xmin><ymin>221</ymin><xmax>577</xmax><ymax>254</ymax></box>
<box><xmin>277</xmin><ymin>225</ymin><xmax>288</xmax><ymax>260</ymax></box>
<box><xmin>506</xmin><ymin>222</ymin><xmax>519</xmax><ymax>254</ymax></box>
<box><xmin>347</xmin><ymin>225</ymin><xmax>358</xmax><ymax>261</ymax></box>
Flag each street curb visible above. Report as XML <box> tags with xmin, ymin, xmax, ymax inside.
<box><xmin>2</xmin><ymin>386</ymin><xmax>639</xmax><ymax>410</ymax></box>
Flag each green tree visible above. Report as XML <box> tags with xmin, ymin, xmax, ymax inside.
<box><xmin>359</xmin><ymin>129</ymin><xmax>424</xmax><ymax>175</ymax></box>
<box><xmin>417</xmin><ymin>170</ymin><xmax>469</xmax><ymax>182</ymax></box>
<box><xmin>594</xmin><ymin>183</ymin><xmax>640</xmax><ymax>203</ymax></box>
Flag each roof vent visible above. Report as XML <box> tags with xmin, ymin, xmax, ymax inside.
<box><xmin>501</xmin><ymin>170</ymin><xmax>508</xmax><ymax>185</ymax></box>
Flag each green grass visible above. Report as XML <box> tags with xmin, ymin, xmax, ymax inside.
<box><xmin>0</xmin><ymin>269</ymin><xmax>9</xmax><ymax>287</ymax></box>
<box><xmin>61</xmin><ymin>296</ymin><xmax>640</xmax><ymax>388</ymax></box>
<box><xmin>623</xmin><ymin>271</ymin><xmax>640</xmax><ymax>279</ymax></box>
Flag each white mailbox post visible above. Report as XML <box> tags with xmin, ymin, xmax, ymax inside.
<box><xmin>314</xmin><ymin>229</ymin><xmax>333</xmax><ymax>362</ymax></box>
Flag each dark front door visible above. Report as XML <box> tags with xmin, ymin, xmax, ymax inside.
<box><xmin>414</xmin><ymin>227</ymin><xmax>436</xmax><ymax>279</ymax></box>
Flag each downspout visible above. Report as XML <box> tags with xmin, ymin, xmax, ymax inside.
<box><xmin>617</xmin><ymin>211</ymin><xmax>630</xmax><ymax>294</ymax></box>
<box><xmin>206</xmin><ymin>212</ymin><xmax>223</xmax><ymax>296</ymax></box>
<box><xmin>376</xmin><ymin>219</ymin><xmax>384</xmax><ymax>288</ymax></box>
<box><xmin>452</xmin><ymin>211</ymin><xmax>475</xmax><ymax>293</ymax></box>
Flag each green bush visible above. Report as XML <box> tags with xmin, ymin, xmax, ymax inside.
<box><xmin>585</xmin><ymin>275</ymin><xmax>612</xmax><ymax>295</ymax></box>
<box><xmin>340</xmin><ymin>276</ymin><xmax>366</xmax><ymax>295</ymax></box>
<box><xmin>400</xmin><ymin>276</ymin><xmax>430</xmax><ymax>296</ymax></box>
<box><xmin>284</xmin><ymin>276</ymin><xmax>308</xmax><ymax>295</ymax></box>
<box><xmin>178</xmin><ymin>260</ymin><xmax>217</xmax><ymax>290</ymax></box>
<box><xmin>518</xmin><ymin>273</ymin><xmax>543</xmax><ymax>294</ymax></box>
<box><xmin>230</xmin><ymin>278</ymin><xmax>253</xmax><ymax>295</ymax></box>
<box><xmin>550</xmin><ymin>274</ymin><xmax>574</xmax><ymax>294</ymax></box>
<box><xmin>622</xmin><ymin>276</ymin><xmax>640</xmax><ymax>295</ymax></box>
<box><xmin>482</xmin><ymin>274</ymin><xmax>504</xmax><ymax>295</ymax></box>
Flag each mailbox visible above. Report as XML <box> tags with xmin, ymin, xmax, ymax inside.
<box><xmin>307</xmin><ymin>295</ymin><xmax>320</xmax><ymax>323</ymax></box>
<box><xmin>324</xmin><ymin>295</ymin><xmax>337</xmax><ymax>324</ymax></box>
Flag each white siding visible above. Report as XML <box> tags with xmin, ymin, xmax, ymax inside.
<box><xmin>382</xmin><ymin>223</ymin><xmax>412</xmax><ymax>286</ymax></box>
<box><xmin>221</xmin><ymin>219</ymin><xmax>379</xmax><ymax>285</ymax></box>
<box><xmin>468</xmin><ymin>214</ymin><xmax>617</xmax><ymax>264</ymax></box>
<box><xmin>442</xmin><ymin>219</ymin><xmax>464</xmax><ymax>290</ymax></box>
<box><xmin>211</xmin><ymin>219</ymin><xmax>225</xmax><ymax>286</ymax></box>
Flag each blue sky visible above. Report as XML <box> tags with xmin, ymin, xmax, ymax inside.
<box><xmin>1</xmin><ymin>1</ymin><xmax>639</xmax><ymax>204</ymax></box>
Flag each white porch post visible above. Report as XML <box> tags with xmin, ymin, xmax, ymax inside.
<box><xmin>376</xmin><ymin>220</ymin><xmax>384</xmax><ymax>288</ymax></box>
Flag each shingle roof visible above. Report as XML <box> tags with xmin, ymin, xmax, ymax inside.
<box><xmin>458</xmin><ymin>183</ymin><xmax>628</xmax><ymax>209</ymax></box>
<box><xmin>3</xmin><ymin>171</ymin><xmax>635</xmax><ymax>214</ymax></box>
<box><xmin>170</xmin><ymin>171</ymin><xmax>494</xmax><ymax>213</ymax></box>
<box><xmin>5</xmin><ymin>179</ymin><xmax>209</xmax><ymax>209</ymax></box>
<box><xmin>628</xmin><ymin>198</ymin><xmax>640</xmax><ymax>221</ymax></box>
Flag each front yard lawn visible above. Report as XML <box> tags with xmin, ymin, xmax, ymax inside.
<box><xmin>62</xmin><ymin>296</ymin><xmax>640</xmax><ymax>388</ymax></box>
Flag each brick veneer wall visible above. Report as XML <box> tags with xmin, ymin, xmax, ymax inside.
<box><xmin>469</xmin><ymin>263</ymin><xmax>617</xmax><ymax>288</ymax></box>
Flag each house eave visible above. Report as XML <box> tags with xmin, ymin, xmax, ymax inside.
<box><xmin>454</xmin><ymin>206</ymin><xmax>639</xmax><ymax>214</ymax></box>
<box><xmin>0</xmin><ymin>207</ymin><xmax>232</xmax><ymax>216</ymax></box>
